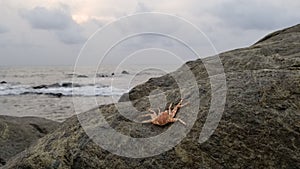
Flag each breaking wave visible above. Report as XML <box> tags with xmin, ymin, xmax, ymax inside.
<box><xmin>0</xmin><ymin>82</ymin><xmax>127</xmax><ymax>97</ymax></box>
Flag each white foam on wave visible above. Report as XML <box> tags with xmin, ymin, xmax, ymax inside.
<box><xmin>0</xmin><ymin>83</ymin><xmax>128</xmax><ymax>96</ymax></box>
<box><xmin>0</xmin><ymin>84</ymin><xmax>29</xmax><ymax>95</ymax></box>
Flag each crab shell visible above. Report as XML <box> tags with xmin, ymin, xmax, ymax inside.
<box><xmin>152</xmin><ymin>111</ymin><xmax>174</xmax><ymax>126</ymax></box>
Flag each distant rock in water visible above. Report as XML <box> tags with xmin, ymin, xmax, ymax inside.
<box><xmin>32</xmin><ymin>84</ymin><xmax>48</xmax><ymax>89</ymax></box>
<box><xmin>121</xmin><ymin>70</ymin><xmax>129</xmax><ymax>74</ymax></box>
<box><xmin>0</xmin><ymin>81</ymin><xmax>7</xmax><ymax>84</ymax></box>
<box><xmin>32</xmin><ymin>84</ymin><xmax>59</xmax><ymax>89</ymax></box>
<box><xmin>47</xmin><ymin>83</ymin><xmax>60</xmax><ymax>88</ymax></box>
<box><xmin>3</xmin><ymin>24</ymin><xmax>300</xmax><ymax>168</ymax></box>
<box><xmin>66</xmin><ymin>73</ymin><xmax>88</xmax><ymax>78</ymax></box>
<box><xmin>0</xmin><ymin>115</ymin><xmax>59</xmax><ymax>167</ymax></box>
<box><xmin>96</xmin><ymin>73</ymin><xmax>116</xmax><ymax>77</ymax></box>
<box><xmin>61</xmin><ymin>82</ymin><xmax>73</xmax><ymax>88</ymax></box>
<box><xmin>63</xmin><ymin>83</ymin><xmax>82</xmax><ymax>88</ymax></box>
<box><xmin>32</xmin><ymin>83</ymin><xmax>81</xmax><ymax>89</ymax></box>
<box><xmin>20</xmin><ymin>92</ymin><xmax>63</xmax><ymax>98</ymax></box>
<box><xmin>96</xmin><ymin>73</ymin><xmax>109</xmax><ymax>78</ymax></box>
<box><xmin>77</xmin><ymin>74</ymin><xmax>89</xmax><ymax>78</ymax></box>
<box><xmin>45</xmin><ymin>92</ymin><xmax>63</xmax><ymax>98</ymax></box>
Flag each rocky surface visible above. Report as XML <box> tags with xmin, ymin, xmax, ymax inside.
<box><xmin>3</xmin><ymin>24</ymin><xmax>300</xmax><ymax>168</ymax></box>
<box><xmin>0</xmin><ymin>115</ymin><xmax>59</xmax><ymax>167</ymax></box>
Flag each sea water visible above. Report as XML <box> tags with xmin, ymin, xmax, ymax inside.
<box><xmin>0</xmin><ymin>65</ymin><xmax>178</xmax><ymax>122</ymax></box>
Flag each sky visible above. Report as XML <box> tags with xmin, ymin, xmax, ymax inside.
<box><xmin>0</xmin><ymin>0</ymin><xmax>299</xmax><ymax>66</ymax></box>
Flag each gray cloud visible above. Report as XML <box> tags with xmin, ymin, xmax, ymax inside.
<box><xmin>21</xmin><ymin>6</ymin><xmax>71</xmax><ymax>30</ymax></box>
<box><xmin>20</xmin><ymin>6</ymin><xmax>86</xmax><ymax>44</ymax></box>
<box><xmin>212</xmin><ymin>1</ymin><xmax>300</xmax><ymax>30</ymax></box>
<box><xmin>55</xmin><ymin>27</ymin><xmax>86</xmax><ymax>44</ymax></box>
<box><xmin>1</xmin><ymin>1</ymin><xmax>300</xmax><ymax>66</ymax></box>
<box><xmin>0</xmin><ymin>25</ymin><xmax>9</xmax><ymax>34</ymax></box>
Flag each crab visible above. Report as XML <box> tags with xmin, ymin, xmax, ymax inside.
<box><xmin>140</xmin><ymin>99</ymin><xmax>188</xmax><ymax>126</ymax></box>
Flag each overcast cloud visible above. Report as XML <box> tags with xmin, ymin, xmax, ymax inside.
<box><xmin>21</xmin><ymin>6</ymin><xmax>86</xmax><ymax>44</ymax></box>
<box><xmin>0</xmin><ymin>0</ymin><xmax>299</xmax><ymax>65</ymax></box>
<box><xmin>212</xmin><ymin>0</ymin><xmax>300</xmax><ymax>30</ymax></box>
<box><xmin>21</xmin><ymin>6</ymin><xmax>71</xmax><ymax>30</ymax></box>
<box><xmin>0</xmin><ymin>25</ymin><xmax>9</xmax><ymax>34</ymax></box>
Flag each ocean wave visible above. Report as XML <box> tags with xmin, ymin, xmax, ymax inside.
<box><xmin>0</xmin><ymin>82</ymin><xmax>127</xmax><ymax>97</ymax></box>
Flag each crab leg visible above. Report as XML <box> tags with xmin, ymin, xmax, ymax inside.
<box><xmin>148</xmin><ymin>108</ymin><xmax>157</xmax><ymax>116</ymax></box>
<box><xmin>168</xmin><ymin>103</ymin><xmax>173</xmax><ymax>115</ymax></box>
<box><xmin>139</xmin><ymin>113</ymin><xmax>156</xmax><ymax>123</ymax></box>
<box><xmin>157</xmin><ymin>108</ymin><xmax>161</xmax><ymax>115</ymax></box>
<box><xmin>139</xmin><ymin>108</ymin><xmax>158</xmax><ymax>123</ymax></box>
<box><xmin>141</xmin><ymin>119</ymin><xmax>153</xmax><ymax>123</ymax></box>
<box><xmin>170</xmin><ymin>99</ymin><xmax>189</xmax><ymax>117</ymax></box>
<box><xmin>140</xmin><ymin>112</ymin><xmax>157</xmax><ymax>119</ymax></box>
<box><xmin>140</xmin><ymin>114</ymin><xmax>152</xmax><ymax>117</ymax></box>
<box><xmin>170</xmin><ymin>118</ymin><xmax>186</xmax><ymax>125</ymax></box>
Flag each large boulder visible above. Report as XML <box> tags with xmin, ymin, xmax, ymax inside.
<box><xmin>3</xmin><ymin>24</ymin><xmax>300</xmax><ymax>168</ymax></box>
<box><xmin>0</xmin><ymin>116</ymin><xmax>59</xmax><ymax>166</ymax></box>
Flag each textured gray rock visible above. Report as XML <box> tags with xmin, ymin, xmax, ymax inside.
<box><xmin>0</xmin><ymin>115</ymin><xmax>59</xmax><ymax>167</ymax></box>
<box><xmin>3</xmin><ymin>24</ymin><xmax>300</xmax><ymax>168</ymax></box>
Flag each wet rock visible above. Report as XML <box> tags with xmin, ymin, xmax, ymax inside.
<box><xmin>33</xmin><ymin>83</ymin><xmax>81</xmax><ymax>89</ymax></box>
<box><xmin>77</xmin><ymin>75</ymin><xmax>89</xmax><ymax>78</ymax></box>
<box><xmin>121</xmin><ymin>70</ymin><xmax>129</xmax><ymax>74</ymax></box>
<box><xmin>96</xmin><ymin>73</ymin><xmax>109</xmax><ymax>78</ymax></box>
<box><xmin>0</xmin><ymin>116</ymin><xmax>59</xmax><ymax>167</ymax></box>
<box><xmin>3</xmin><ymin>24</ymin><xmax>300</xmax><ymax>168</ymax></box>
<box><xmin>32</xmin><ymin>84</ymin><xmax>48</xmax><ymax>89</ymax></box>
<box><xmin>47</xmin><ymin>83</ymin><xmax>60</xmax><ymax>88</ymax></box>
<box><xmin>45</xmin><ymin>93</ymin><xmax>63</xmax><ymax>98</ymax></box>
<box><xmin>61</xmin><ymin>82</ymin><xmax>73</xmax><ymax>88</ymax></box>
<box><xmin>32</xmin><ymin>83</ymin><xmax>61</xmax><ymax>89</ymax></box>
<box><xmin>0</xmin><ymin>157</ymin><xmax>6</xmax><ymax>166</ymax></box>
<box><xmin>60</xmin><ymin>82</ymin><xmax>81</xmax><ymax>88</ymax></box>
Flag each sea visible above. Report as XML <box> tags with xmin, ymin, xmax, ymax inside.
<box><xmin>0</xmin><ymin>65</ymin><xmax>178</xmax><ymax>122</ymax></box>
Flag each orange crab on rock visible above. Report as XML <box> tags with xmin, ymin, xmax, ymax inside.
<box><xmin>140</xmin><ymin>99</ymin><xmax>188</xmax><ymax>126</ymax></box>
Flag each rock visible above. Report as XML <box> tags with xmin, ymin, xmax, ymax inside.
<box><xmin>33</xmin><ymin>83</ymin><xmax>81</xmax><ymax>89</ymax></box>
<box><xmin>32</xmin><ymin>83</ymin><xmax>61</xmax><ymax>89</ymax></box>
<box><xmin>77</xmin><ymin>75</ymin><xmax>89</xmax><ymax>78</ymax></box>
<box><xmin>121</xmin><ymin>70</ymin><xmax>129</xmax><ymax>74</ymax></box>
<box><xmin>0</xmin><ymin>81</ymin><xmax>7</xmax><ymax>84</ymax></box>
<box><xmin>0</xmin><ymin>157</ymin><xmax>6</xmax><ymax>166</ymax></box>
<box><xmin>60</xmin><ymin>82</ymin><xmax>81</xmax><ymax>88</ymax></box>
<box><xmin>32</xmin><ymin>84</ymin><xmax>48</xmax><ymax>89</ymax></box>
<box><xmin>47</xmin><ymin>83</ymin><xmax>60</xmax><ymax>88</ymax></box>
<box><xmin>20</xmin><ymin>92</ymin><xmax>41</xmax><ymax>95</ymax></box>
<box><xmin>96</xmin><ymin>73</ymin><xmax>109</xmax><ymax>78</ymax></box>
<box><xmin>61</xmin><ymin>82</ymin><xmax>73</xmax><ymax>88</ymax></box>
<box><xmin>45</xmin><ymin>93</ymin><xmax>63</xmax><ymax>98</ymax></box>
<box><xmin>3</xmin><ymin>24</ymin><xmax>300</xmax><ymax>168</ymax></box>
<box><xmin>0</xmin><ymin>116</ymin><xmax>59</xmax><ymax>167</ymax></box>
